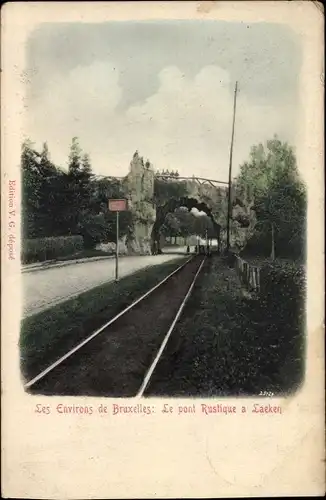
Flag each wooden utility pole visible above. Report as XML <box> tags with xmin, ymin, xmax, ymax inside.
<box><xmin>226</xmin><ymin>81</ymin><xmax>238</xmax><ymax>254</ymax></box>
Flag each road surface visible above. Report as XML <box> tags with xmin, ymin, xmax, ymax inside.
<box><xmin>22</xmin><ymin>251</ymin><xmax>187</xmax><ymax>318</ymax></box>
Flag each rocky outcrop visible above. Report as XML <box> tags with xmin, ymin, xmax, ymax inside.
<box><xmin>124</xmin><ymin>152</ymin><xmax>156</xmax><ymax>255</ymax></box>
<box><xmin>96</xmin><ymin>236</ymin><xmax>128</xmax><ymax>255</ymax></box>
<box><xmin>230</xmin><ymin>186</ymin><xmax>257</xmax><ymax>252</ymax></box>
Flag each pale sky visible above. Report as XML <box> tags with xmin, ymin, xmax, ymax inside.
<box><xmin>25</xmin><ymin>21</ymin><xmax>302</xmax><ymax>181</ymax></box>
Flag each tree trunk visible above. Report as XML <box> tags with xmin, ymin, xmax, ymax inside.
<box><xmin>271</xmin><ymin>222</ymin><xmax>275</xmax><ymax>260</ymax></box>
<box><xmin>217</xmin><ymin>228</ymin><xmax>221</xmax><ymax>255</ymax></box>
<box><xmin>174</xmin><ymin>236</ymin><xmax>177</xmax><ymax>245</ymax></box>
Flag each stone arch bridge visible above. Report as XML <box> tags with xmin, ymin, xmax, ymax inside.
<box><xmin>98</xmin><ymin>152</ymin><xmax>247</xmax><ymax>255</ymax></box>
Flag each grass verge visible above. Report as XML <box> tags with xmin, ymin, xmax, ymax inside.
<box><xmin>20</xmin><ymin>256</ymin><xmax>188</xmax><ymax>382</ymax></box>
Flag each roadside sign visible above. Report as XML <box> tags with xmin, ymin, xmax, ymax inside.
<box><xmin>108</xmin><ymin>199</ymin><xmax>128</xmax><ymax>283</ymax></box>
<box><xmin>108</xmin><ymin>199</ymin><xmax>127</xmax><ymax>212</ymax></box>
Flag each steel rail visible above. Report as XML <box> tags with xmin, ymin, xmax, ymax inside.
<box><xmin>137</xmin><ymin>257</ymin><xmax>206</xmax><ymax>397</ymax></box>
<box><xmin>24</xmin><ymin>255</ymin><xmax>195</xmax><ymax>389</ymax></box>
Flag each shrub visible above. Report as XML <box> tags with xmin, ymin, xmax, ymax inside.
<box><xmin>22</xmin><ymin>235</ymin><xmax>84</xmax><ymax>263</ymax></box>
<box><xmin>259</xmin><ymin>261</ymin><xmax>306</xmax><ymax>321</ymax></box>
<box><xmin>240</xmin><ymin>226</ymin><xmax>306</xmax><ymax>260</ymax></box>
<box><xmin>258</xmin><ymin>261</ymin><xmax>306</xmax><ymax>390</ymax></box>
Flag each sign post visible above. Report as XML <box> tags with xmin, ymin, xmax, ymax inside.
<box><xmin>108</xmin><ymin>199</ymin><xmax>128</xmax><ymax>282</ymax></box>
<box><xmin>116</xmin><ymin>211</ymin><xmax>119</xmax><ymax>281</ymax></box>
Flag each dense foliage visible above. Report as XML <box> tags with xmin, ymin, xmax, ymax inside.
<box><xmin>234</xmin><ymin>136</ymin><xmax>306</xmax><ymax>259</ymax></box>
<box><xmin>22</xmin><ymin>236</ymin><xmax>84</xmax><ymax>264</ymax></box>
<box><xmin>21</xmin><ymin>138</ymin><xmax>133</xmax><ymax>250</ymax></box>
<box><xmin>160</xmin><ymin>207</ymin><xmax>215</xmax><ymax>242</ymax></box>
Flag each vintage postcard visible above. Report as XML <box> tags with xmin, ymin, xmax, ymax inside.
<box><xmin>1</xmin><ymin>1</ymin><xmax>324</xmax><ymax>498</ymax></box>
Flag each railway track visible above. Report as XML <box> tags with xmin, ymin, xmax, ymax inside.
<box><xmin>25</xmin><ymin>255</ymin><xmax>206</xmax><ymax>397</ymax></box>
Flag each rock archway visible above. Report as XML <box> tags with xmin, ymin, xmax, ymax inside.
<box><xmin>123</xmin><ymin>151</ymin><xmax>227</xmax><ymax>255</ymax></box>
<box><xmin>151</xmin><ymin>196</ymin><xmax>221</xmax><ymax>254</ymax></box>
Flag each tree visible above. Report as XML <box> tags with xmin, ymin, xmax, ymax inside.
<box><xmin>65</xmin><ymin>138</ymin><xmax>94</xmax><ymax>233</ymax></box>
<box><xmin>193</xmin><ymin>214</ymin><xmax>215</xmax><ymax>239</ymax></box>
<box><xmin>21</xmin><ymin>139</ymin><xmax>136</xmax><ymax>250</ymax></box>
<box><xmin>173</xmin><ymin>207</ymin><xmax>196</xmax><ymax>243</ymax></box>
<box><xmin>21</xmin><ymin>140</ymin><xmax>75</xmax><ymax>238</ymax></box>
<box><xmin>163</xmin><ymin>212</ymin><xmax>181</xmax><ymax>244</ymax></box>
<box><xmin>91</xmin><ymin>176</ymin><xmax>134</xmax><ymax>245</ymax></box>
<box><xmin>21</xmin><ymin>139</ymin><xmax>42</xmax><ymax>238</ymax></box>
<box><xmin>235</xmin><ymin>136</ymin><xmax>306</xmax><ymax>259</ymax></box>
<box><xmin>37</xmin><ymin>142</ymin><xmax>68</xmax><ymax>235</ymax></box>
<box><xmin>68</xmin><ymin>137</ymin><xmax>82</xmax><ymax>175</ymax></box>
<box><xmin>160</xmin><ymin>207</ymin><xmax>215</xmax><ymax>245</ymax></box>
